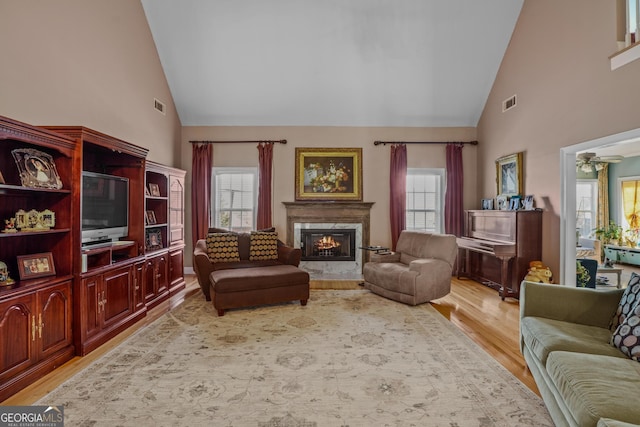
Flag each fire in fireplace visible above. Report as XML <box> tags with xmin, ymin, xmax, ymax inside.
<box><xmin>300</xmin><ymin>229</ymin><xmax>356</xmax><ymax>261</ymax></box>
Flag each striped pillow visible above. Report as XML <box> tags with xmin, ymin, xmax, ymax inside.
<box><xmin>206</xmin><ymin>232</ymin><xmax>240</xmax><ymax>263</ymax></box>
<box><xmin>249</xmin><ymin>231</ymin><xmax>279</xmax><ymax>261</ymax></box>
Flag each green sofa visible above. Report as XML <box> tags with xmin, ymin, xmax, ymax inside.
<box><xmin>519</xmin><ymin>281</ymin><xmax>640</xmax><ymax>427</ymax></box>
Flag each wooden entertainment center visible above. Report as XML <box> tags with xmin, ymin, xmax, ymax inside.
<box><xmin>0</xmin><ymin>115</ymin><xmax>186</xmax><ymax>400</ymax></box>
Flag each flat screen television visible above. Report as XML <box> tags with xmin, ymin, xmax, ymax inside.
<box><xmin>81</xmin><ymin>171</ymin><xmax>129</xmax><ymax>246</ymax></box>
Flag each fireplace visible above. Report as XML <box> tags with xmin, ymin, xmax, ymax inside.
<box><xmin>300</xmin><ymin>229</ymin><xmax>356</xmax><ymax>261</ymax></box>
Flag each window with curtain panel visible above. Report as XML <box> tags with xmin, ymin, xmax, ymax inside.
<box><xmin>211</xmin><ymin>167</ymin><xmax>257</xmax><ymax>232</ymax></box>
<box><xmin>405</xmin><ymin>168</ymin><xmax>445</xmax><ymax>233</ymax></box>
<box><xmin>620</xmin><ymin>177</ymin><xmax>640</xmax><ymax>244</ymax></box>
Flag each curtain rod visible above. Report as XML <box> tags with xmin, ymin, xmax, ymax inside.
<box><xmin>189</xmin><ymin>139</ymin><xmax>287</xmax><ymax>144</ymax></box>
<box><xmin>373</xmin><ymin>140</ymin><xmax>478</xmax><ymax>146</ymax></box>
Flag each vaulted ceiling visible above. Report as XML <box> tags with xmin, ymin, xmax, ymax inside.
<box><xmin>141</xmin><ymin>0</ymin><xmax>524</xmax><ymax>127</ymax></box>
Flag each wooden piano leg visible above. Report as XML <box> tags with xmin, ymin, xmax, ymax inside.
<box><xmin>498</xmin><ymin>256</ymin><xmax>516</xmax><ymax>300</ymax></box>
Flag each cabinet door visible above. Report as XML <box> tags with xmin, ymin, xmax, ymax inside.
<box><xmin>144</xmin><ymin>258</ymin><xmax>157</xmax><ymax>304</ymax></box>
<box><xmin>133</xmin><ymin>261</ymin><xmax>145</xmax><ymax>312</ymax></box>
<box><xmin>169</xmin><ymin>174</ymin><xmax>185</xmax><ymax>244</ymax></box>
<box><xmin>168</xmin><ymin>248</ymin><xmax>185</xmax><ymax>292</ymax></box>
<box><xmin>156</xmin><ymin>254</ymin><xmax>168</xmax><ymax>296</ymax></box>
<box><xmin>80</xmin><ymin>274</ymin><xmax>102</xmax><ymax>341</ymax></box>
<box><xmin>37</xmin><ymin>281</ymin><xmax>72</xmax><ymax>360</ymax></box>
<box><xmin>0</xmin><ymin>294</ymin><xmax>36</xmax><ymax>382</ymax></box>
<box><xmin>102</xmin><ymin>266</ymin><xmax>133</xmax><ymax>328</ymax></box>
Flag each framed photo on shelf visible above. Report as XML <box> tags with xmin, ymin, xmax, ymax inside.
<box><xmin>11</xmin><ymin>148</ymin><xmax>63</xmax><ymax>189</ymax></box>
<box><xmin>481</xmin><ymin>198</ymin><xmax>494</xmax><ymax>210</ymax></box>
<box><xmin>145</xmin><ymin>228</ymin><xmax>163</xmax><ymax>250</ymax></box>
<box><xmin>17</xmin><ymin>252</ymin><xmax>56</xmax><ymax>280</ymax></box>
<box><xmin>294</xmin><ymin>147</ymin><xmax>362</xmax><ymax>201</ymax></box>
<box><xmin>148</xmin><ymin>183</ymin><xmax>161</xmax><ymax>197</ymax></box>
<box><xmin>146</xmin><ymin>210</ymin><xmax>157</xmax><ymax>225</ymax></box>
<box><xmin>495</xmin><ymin>152</ymin><xmax>523</xmax><ymax>197</ymax></box>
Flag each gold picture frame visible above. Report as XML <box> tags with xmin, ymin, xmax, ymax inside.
<box><xmin>295</xmin><ymin>147</ymin><xmax>362</xmax><ymax>201</ymax></box>
<box><xmin>496</xmin><ymin>152</ymin><xmax>523</xmax><ymax>197</ymax></box>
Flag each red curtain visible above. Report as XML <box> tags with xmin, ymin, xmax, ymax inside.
<box><xmin>390</xmin><ymin>144</ymin><xmax>407</xmax><ymax>250</ymax></box>
<box><xmin>257</xmin><ymin>142</ymin><xmax>274</xmax><ymax>229</ymax></box>
<box><xmin>191</xmin><ymin>143</ymin><xmax>212</xmax><ymax>244</ymax></box>
<box><xmin>444</xmin><ymin>143</ymin><xmax>464</xmax><ymax>237</ymax></box>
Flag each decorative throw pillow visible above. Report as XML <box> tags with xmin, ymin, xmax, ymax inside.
<box><xmin>611</xmin><ymin>302</ymin><xmax>640</xmax><ymax>361</ymax></box>
<box><xmin>205</xmin><ymin>232</ymin><xmax>240</xmax><ymax>263</ymax></box>
<box><xmin>610</xmin><ymin>272</ymin><xmax>640</xmax><ymax>332</ymax></box>
<box><xmin>249</xmin><ymin>231</ymin><xmax>279</xmax><ymax>261</ymax></box>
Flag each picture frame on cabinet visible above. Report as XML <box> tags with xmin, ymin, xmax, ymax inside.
<box><xmin>145</xmin><ymin>228</ymin><xmax>163</xmax><ymax>250</ymax></box>
<box><xmin>148</xmin><ymin>183</ymin><xmax>161</xmax><ymax>197</ymax></box>
<box><xmin>11</xmin><ymin>148</ymin><xmax>63</xmax><ymax>189</ymax></box>
<box><xmin>146</xmin><ymin>210</ymin><xmax>157</xmax><ymax>225</ymax></box>
<box><xmin>481</xmin><ymin>198</ymin><xmax>494</xmax><ymax>210</ymax></box>
<box><xmin>522</xmin><ymin>195</ymin><xmax>535</xmax><ymax>210</ymax></box>
<box><xmin>496</xmin><ymin>195</ymin><xmax>508</xmax><ymax>211</ymax></box>
<box><xmin>17</xmin><ymin>252</ymin><xmax>56</xmax><ymax>280</ymax></box>
<box><xmin>508</xmin><ymin>195</ymin><xmax>521</xmax><ymax>211</ymax></box>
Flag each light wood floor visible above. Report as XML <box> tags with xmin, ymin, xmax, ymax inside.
<box><xmin>2</xmin><ymin>275</ymin><xmax>537</xmax><ymax>405</ymax></box>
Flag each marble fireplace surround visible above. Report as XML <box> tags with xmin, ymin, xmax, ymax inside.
<box><xmin>282</xmin><ymin>201</ymin><xmax>374</xmax><ymax>273</ymax></box>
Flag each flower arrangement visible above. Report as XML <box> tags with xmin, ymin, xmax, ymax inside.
<box><xmin>306</xmin><ymin>160</ymin><xmax>350</xmax><ymax>193</ymax></box>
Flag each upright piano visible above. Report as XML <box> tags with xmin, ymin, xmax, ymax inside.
<box><xmin>456</xmin><ymin>210</ymin><xmax>542</xmax><ymax>300</ymax></box>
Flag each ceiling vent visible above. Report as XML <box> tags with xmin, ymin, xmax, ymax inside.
<box><xmin>154</xmin><ymin>98</ymin><xmax>166</xmax><ymax>115</ymax></box>
<box><xmin>502</xmin><ymin>94</ymin><xmax>517</xmax><ymax>112</ymax></box>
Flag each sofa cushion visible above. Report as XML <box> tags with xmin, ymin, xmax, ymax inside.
<box><xmin>610</xmin><ymin>272</ymin><xmax>640</xmax><ymax>332</ymax></box>
<box><xmin>520</xmin><ymin>316</ymin><xmax>626</xmax><ymax>365</ymax></box>
<box><xmin>206</xmin><ymin>233</ymin><xmax>241</xmax><ymax>263</ymax></box>
<box><xmin>611</xmin><ymin>302</ymin><xmax>640</xmax><ymax>361</ymax></box>
<box><xmin>249</xmin><ymin>231</ymin><xmax>279</xmax><ymax>261</ymax></box>
<box><xmin>210</xmin><ymin>264</ymin><xmax>309</xmax><ymax>293</ymax></box>
<box><xmin>546</xmin><ymin>351</ymin><xmax>640</xmax><ymax>427</ymax></box>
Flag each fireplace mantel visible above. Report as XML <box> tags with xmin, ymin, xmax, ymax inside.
<box><xmin>283</xmin><ymin>202</ymin><xmax>374</xmax><ymax>261</ymax></box>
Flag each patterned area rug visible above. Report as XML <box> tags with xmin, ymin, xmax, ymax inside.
<box><xmin>38</xmin><ymin>290</ymin><xmax>552</xmax><ymax>426</ymax></box>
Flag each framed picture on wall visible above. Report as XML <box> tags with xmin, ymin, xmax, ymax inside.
<box><xmin>496</xmin><ymin>152</ymin><xmax>523</xmax><ymax>197</ymax></box>
<box><xmin>294</xmin><ymin>147</ymin><xmax>362</xmax><ymax>201</ymax></box>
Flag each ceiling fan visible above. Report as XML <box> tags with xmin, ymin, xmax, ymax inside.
<box><xmin>576</xmin><ymin>152</ymin><xmax>624</xmax><ymax>172</ymax></box>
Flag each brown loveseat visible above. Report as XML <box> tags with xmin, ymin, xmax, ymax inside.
<box><xmin>193</xmin><ymin>228</ymin><xmax>310</xmax><ymax>316</ymax></box>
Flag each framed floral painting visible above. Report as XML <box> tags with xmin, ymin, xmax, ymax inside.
<box><xmin>295</xmin><ymin>147</ymin><xmax>362</xmax><ymax>201</ymax></box>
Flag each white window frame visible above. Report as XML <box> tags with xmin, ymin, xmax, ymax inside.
<box><xmin>211</xmin><ymin>167</ymin><xmax>258</xmax><ymax>232</ymax></box>
<box><xmin>405</xmin><ymin>168</ymin><xmax>445</xmax><ymax>233</ymax></box>
<box><xmin>576</xmin><ymin>179</ymin><xmax>598</xmax><ymax>238</ymax></box>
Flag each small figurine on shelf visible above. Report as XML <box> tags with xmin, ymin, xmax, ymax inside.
<box><xmin>0</xmin><ymin>261</ymin><xmax>16</xmax><ymax>286</ymax></box>
<box><xmin>2</xmin><ymin>217</ymin><xmax>17</xmax><ymax>233</ymax></box>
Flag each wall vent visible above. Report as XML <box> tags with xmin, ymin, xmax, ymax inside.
<box><xmin>154</xmin><ymin>98</ymin><xmax>166</xmax><ymax>115</ymax></box>
<box><xmin>502</xmin><ymin>94</ymin><xmax>517</xmax><ymax>112</ymax></box>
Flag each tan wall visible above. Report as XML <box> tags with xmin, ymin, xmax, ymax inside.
<box><xmin>477</xmin><ymin>0</ymin><xmax>640</xmax><ymax>276</ymax></box>
<box><xmin>0</xmin><ymin>0</ymin><xmax>181</xmax><ymax>165</ymax></box>
<box><xmin>181</xmin><ymin>126</ymin><xmax>477</xmax><ymax>265</ymax></box>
